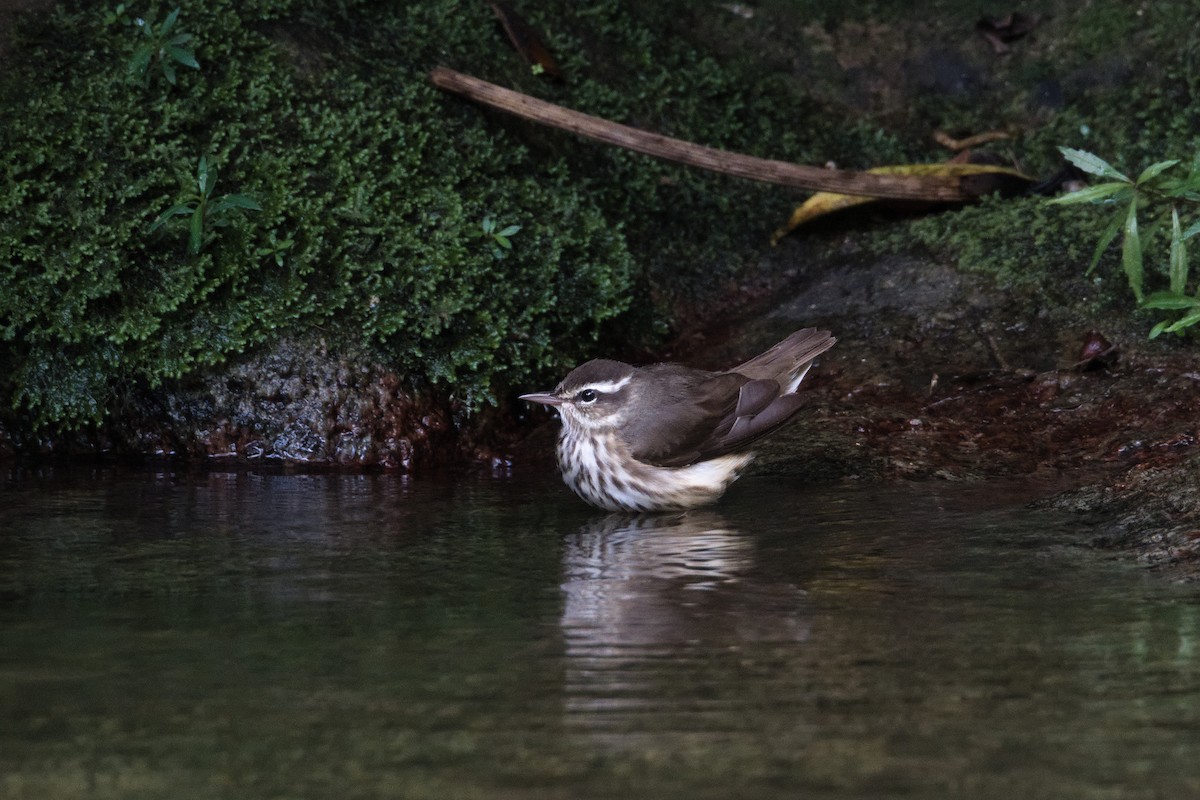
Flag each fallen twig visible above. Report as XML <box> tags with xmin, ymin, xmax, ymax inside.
<box><xmin>430</xmin><ymin>67</ymin><xmax>980</xmax><ymax>203</ymax></box>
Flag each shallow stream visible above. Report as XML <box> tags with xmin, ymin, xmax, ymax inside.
<box><xmin>2</xmin><ymin>467</ymin><xmax>1198</xmax><ymax>798</ymax></box>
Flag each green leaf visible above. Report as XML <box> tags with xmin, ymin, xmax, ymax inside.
<box><xmin>1087</xmin><ymin>211</ymin><xmax>1124</xmax><ymax>276</ymax></box>
<box><xmin>1183</xmin><ymin>218</ymin><xmax>1200</xmax><ymax>241</ymax></box>
<box><xmin>1140</xmin><ymin>291</ymin><xmax>1200</xmax><ymax>310</ymax></box>
<box><xmin>188</xmin><ymin>207</ymin><xmax>204</xmax><ymax>254</ymax></box>
<box><xmin>1136</xmin><ymin>159</ymin><xmax>1180</xmax><ymax>185</ymax></box>
<box><xmin>497</xmin><ymin>224</ymin><xmax>521</xmax><ymax>237</ymax></box>
<box><xmin>197</xmin><ymin>156</ymin><xmax>211</xmax><ymax>196</ymax></box>
<box><xmin>148</xmin><ymin>202</ymin><xmax>196</xmax><ymax>232</ymax></box>
<box><xmin>198</xmin><ymin>161</ymin><xmax>219</xmax><ymax>200</ymax></box>
<box><xmin>1170</xmin><ymin>207</ymin><xmax>1188</xmax><ymax>295</ymax></box>
<box><xmin>128</xmin><ymin>45</ymin><xmax>153</xmax><ymax>77</ymax></box>
<box><xmin>1122</xmin><ymin>200</ymin><xmax>1143</xmax><ymax>303</ymax></box>
<box><xmin>493</xmin><ymin>235</ymin><xmax>512</xmax><ymax>249</ymax></box>
<box><xmin>169</xmin><ymin>32</ymin><xmax>193</xmax><ymax>45</ymax></box>
<box><xmin>1048</xmin><ymin>181</ymin><xmax>1130</xmax><ymax>205</ymax></box>
<box><xmin>1059</xmin><ymin>147</ymin><xmax>1131</xmax><ymax>182</ymax></box>
<box><xmin>1159</xmin><ymin>168</ymin><xmax>1200</xmax><ymax>197</ymax></box>
<box><xmin>1148</xmin><ymin>320</ymin><xmax>1170</xmax><ymax>339</ymax></box>
<box><xmin>162</xmin><ymin>61</ymin><xmax>176</xmax><ymax>85</ymax></box>
<box><xmin>225</xmin><ymin>193</ymin><xmax>261</xmax><ymax>210</ymax></box>
<box><xmin>1166</xmin><ymin>309</ymin><xmax>1200</xmax><ymax>333</ymax></box>
<box><xmin>161</xmin><ymin>7</ymin><xmax>180</xmax><ymax>36</ymax></box>
<box><xmin>167</xmin><ymin>46</ymin><xmax>199</xmax><ymax>69</ymax></box>
<box><xmin>209</xmin><ymin>193</ymin><xmax>262</xmax><ymax>214</ymax></box>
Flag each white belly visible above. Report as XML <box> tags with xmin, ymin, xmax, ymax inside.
<box><xmin>557</xmin><ymin>432</ymin><xmax>752</xmax><ymax>512</ymax></box>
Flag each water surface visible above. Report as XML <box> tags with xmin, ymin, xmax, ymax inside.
<box><xmin>2</xmin><ymin>467</ymin><xmax>1198</xmax><ymax>799</ymax></box>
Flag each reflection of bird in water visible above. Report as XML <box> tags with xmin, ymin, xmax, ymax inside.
<box><xmin>560</xmin><ymin>511</ymin><xmax>810</xmax><ymax>651</ymax></box>
<box><xmin>564</xmin><ymin>511</ymin><xmax>748</xmax><ymax>589</ymax></box>
<box><xmin>560</xmin><ymin>512</ymin><xmax>812</xmax><ymax>732</ymax></box>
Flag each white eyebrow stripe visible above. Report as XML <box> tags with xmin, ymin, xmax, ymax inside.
<box><xmin>580</xmin><ymin>375</ymin><xmax>632</xmax><ymax>394</ymax></box>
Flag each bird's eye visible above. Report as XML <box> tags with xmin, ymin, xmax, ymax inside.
<box><xmin>577</xmin><ymin>389</ymin><xmax>598</xmax><ymax>403</ymax></box>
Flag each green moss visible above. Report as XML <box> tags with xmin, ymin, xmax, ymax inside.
<box><xmin>865</xmin><ymin>196</ymin><xmax>1106</xmax><ymax>291</ymax></box>
<box><xmin>0</xmin><ymin>0</ymin><xmax>638</xmax><ymax>427</ymax></box>
<box><xmin>0</xmin><ymin>0</ymin><xmax>931</xmax><ymax>433</ymax></box>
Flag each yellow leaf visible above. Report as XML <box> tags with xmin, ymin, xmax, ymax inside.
<box><xmin>771</xmin><ymin>162</ymin><xmax>1033</xmax><ymax>244</ymax></box>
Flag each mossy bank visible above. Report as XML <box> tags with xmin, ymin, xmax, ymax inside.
<box><xmin>2</xmin><ymin>0</ymin><xmax>1199</xmax><ymax>468</ymax></box>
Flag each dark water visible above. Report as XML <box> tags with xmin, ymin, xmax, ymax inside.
<box><xmin>2</xmin><ymin>467</ymin><xmax>1199</xmax><ymax>799</ymax></box>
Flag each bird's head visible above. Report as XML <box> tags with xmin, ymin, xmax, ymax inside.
<box><xmin>520</xmin><ymin>359</ymin><xmax>638</xmax><ymax>432</ymax></box>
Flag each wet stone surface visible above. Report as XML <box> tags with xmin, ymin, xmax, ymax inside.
<box><xmin>117</xmin><ymin>337</ymin><xmax>460</xmax><ymax>471</ymax></box>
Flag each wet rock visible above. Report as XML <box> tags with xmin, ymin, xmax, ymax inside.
<box><xmin>117</xmin><ymin>337</ymin><xmax>462</xmax><ymax>471</ymax></box>
<box><xmin>1043</xmin><ymin>453</ymin><xmax>1200</xmax><ymax>580</ymax></box>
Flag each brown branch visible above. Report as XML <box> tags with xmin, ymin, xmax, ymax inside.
<box><xmin>429</xmin><ymin>66</ymin><xmax>974</xmax><ymax>202</ymax></box>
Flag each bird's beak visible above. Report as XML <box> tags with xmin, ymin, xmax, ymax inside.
<box><xmin>519</xmin><ymin>392</ymin><xmax>564</xmax><ymax>407</ymax></box>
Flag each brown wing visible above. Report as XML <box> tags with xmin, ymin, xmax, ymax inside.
<box><xmin>693</xmin><ymin>390</ymin><xmax>808</xmax><ymax>461</ymax></box>
<box><xmin>681</xmin><ymin>329</ymin><xmax>836</xmax><ymax>459</ymax></box>
<box><xmin>624</xmin><ymin>367</ymin><xmax>747</xmax><ymax>467</ymax></box>
<box><xmin>628</xmin><ymin>372</ymin><xmax>803</xmax><ymax>468</ymax></box>
<box><xmin>627</xmin><ymin>329</ymin><xmax>835</xmax><ymax>467</ymax></box>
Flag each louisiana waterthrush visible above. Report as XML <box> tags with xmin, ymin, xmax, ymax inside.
<box><xmin>520</xmin><ymin>328</ymin><xmax>836</xmax><ymax>512</ymax></box>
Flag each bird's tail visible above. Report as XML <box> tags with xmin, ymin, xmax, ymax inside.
<box><xmin>732</xmin><ymin>328</ymin><xmax>836</xmax><ymax>392</ymax></box>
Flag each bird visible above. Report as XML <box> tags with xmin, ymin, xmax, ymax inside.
<box><xmin>520</xmin><ymin>328</ymin><xmax>836</xmax><ymax>513</ymax></box>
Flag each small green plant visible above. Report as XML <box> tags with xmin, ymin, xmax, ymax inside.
<box><xmin>149</xmin><ymin>155</ymin><xmax>261</xmax><ymax>254</ymax></box>
<box><xmin>481</xmin><ymin>216</ymin><xmax>521</xmax><ymax>259</ymax></box>
<box><xmin>1051</xmin><ymin>147</ymin><xmax>1200</xmax><ymax>337</ymax></box>
<box><xmin>108</xmin><ymin>4</ymin><xmax>199</xmax><ymax>86</ymax></box>
<box><xmin>256</xmin><ymin>230</ymin><xmax>295</xmax><ymax>266</ymax></box>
